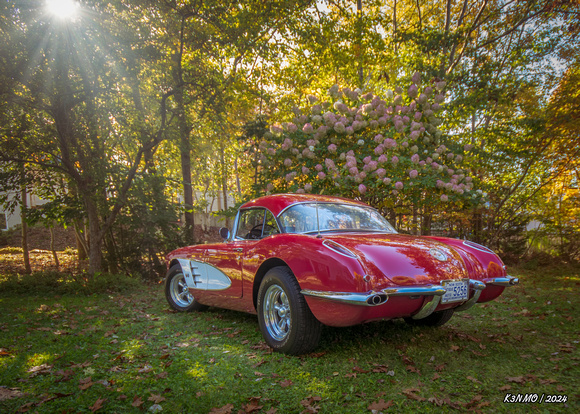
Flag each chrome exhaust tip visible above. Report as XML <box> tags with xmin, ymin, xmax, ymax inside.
<box><xmin>367</xmin><ymin>293</ymin><xmax>388</xmax><ymax>306</ymax></box>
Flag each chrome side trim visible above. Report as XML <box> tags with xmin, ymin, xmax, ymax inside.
<box><xmin>177</xmin><ymin>259</ymin><xmax>232</xmax><ymax>291</ymax></box>
<box><xmin>484</xmin><ymin>276</ymin><xmax>519</xmax><ymax>287</ymax></box>
<box><xmin>454</xmin><ymin>280</ymin><xmax>486</xmax><ymax>312</ymax></box>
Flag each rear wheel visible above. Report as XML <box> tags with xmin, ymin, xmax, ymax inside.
<box><xmin>257</xmin><ymin>266</ymin><xmax>322</xmax><ymax>355</ymax></box>
<box><xmin>165</xmin><ymin>264</ymin><xmax>208</xmax><ymax>312</ymax></box>
<box><xmin>404</xmin><ymin>309</ymin><xmax>454</xmax><ymax>327</ymax></box>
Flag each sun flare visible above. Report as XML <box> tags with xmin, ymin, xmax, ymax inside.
<box><xmin>45</xmin><ymin>0</ymin><xmax>79</xmax><ymax>19</ymax></box>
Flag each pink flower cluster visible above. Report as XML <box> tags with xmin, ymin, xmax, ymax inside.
<box><xmin>259</xmin><ymin>74</ymin><xmax>480</xmax><ymax>206</ymax></box>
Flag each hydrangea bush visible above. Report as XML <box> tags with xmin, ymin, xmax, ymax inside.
<box><xmin>257</xmin><ymin>73</ymin><xmax>483</xmax><ymax>214</ymax></box>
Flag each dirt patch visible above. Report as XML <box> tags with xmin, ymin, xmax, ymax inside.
<box><xmin>0</xmin><ymin>225</ymin><xmax>76</xmax><ymax>251</ymax></box>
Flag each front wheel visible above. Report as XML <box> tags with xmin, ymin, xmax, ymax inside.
<box><xmin>404</xmin><ymin>308</ymin><xmax>454</xmax><ymax>327</ymax></box>
<box><xmin>257</xmin><ymin>266</ymin><xmax>322</xmax><ymax>355</ymax></box>
<box><xmin>165</xmin><ymin>264</ymin><xmax>208</xmax><ymax>312</ymax></box>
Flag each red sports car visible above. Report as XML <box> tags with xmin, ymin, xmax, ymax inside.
<box><xmin>165</xmin><ymin>194</ymin><xmax>518</xmax><ymax>355</ymax></box>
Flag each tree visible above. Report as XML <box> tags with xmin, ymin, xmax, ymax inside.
<box><xmin>0</xmin><ymin>1</ymin><xmax>174</xmax><ymax>274</ymax></box>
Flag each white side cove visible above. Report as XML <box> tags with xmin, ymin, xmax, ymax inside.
<box><xmin>176</xmin><ymin>258</ymin><xmax>232</xmax><ymax>291</ymax></box>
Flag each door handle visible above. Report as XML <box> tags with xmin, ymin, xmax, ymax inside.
<box><xmin>233</xmin><ymin>248</ymin><xmax>243</xmax><ymax>253</ymax></box>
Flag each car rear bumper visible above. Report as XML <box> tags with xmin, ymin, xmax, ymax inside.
<box><xmin>301</xmin><ymin>276</ymin><xmax>518</xmax><ymax>321</ymax></box>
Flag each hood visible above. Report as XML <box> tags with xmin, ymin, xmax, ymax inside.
<box><xmin>324</xmin><ymin>233</ymin><xmax>468</xmax><ymax>286</ymax></box>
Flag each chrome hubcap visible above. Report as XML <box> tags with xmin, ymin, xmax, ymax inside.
<box><xmin>170</xmin><ymin>273</ymin><xmax>194</xmax><ymax>307</ymax></box>
<box><xmin>264</xmin><ymin>284</ymin><xmax>291</xmax><ymax>341</ymax></box>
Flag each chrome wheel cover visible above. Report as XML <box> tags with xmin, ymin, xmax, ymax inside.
<box><xmin>263</xmin><ymin>284</ymin><xmax>291</xmax><ymax>341</ymax></box>
<box><xmin>170</xmin><ymin>272</ymin><xmax>194</xmax><ymax>307</ymax></box>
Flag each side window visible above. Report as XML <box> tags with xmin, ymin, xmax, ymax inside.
<box><xmin>263</xmin><ymin>210</ymin><xmax>280</xmax><ymax>237</ymax></box>
<box><xmin>236</xmin><ymin>209</ymin><xmax>265</xmax><ymax>240</ymax></box>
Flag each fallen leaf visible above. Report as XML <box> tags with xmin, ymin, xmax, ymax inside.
<box><xmin>27</xmin><ymin>364</ymin><xmax>52</xmax><ymax>377</ymax></box>
<box><xmin>499</xmin><ymin>385</ymin><xmax>511</xmax><ymax>391</ymax></box>
<box><xmin>367</xmin><ymin>399</ymin><xmax>393</xmax><ymax>411</ymax></box>
<box><xmin>467</xmin><ymin>376</ymin><xmax>482</xmax><ymax>384</ymax></box>
<box><xmin>148</xmin><ymin>394</ymin><xmax>166</xmax><ymax>404</ymax></box>
<box><xmin>279</xmin><ymin>379</ymin><xmax>293</xmax><ymax>388</ymax></box>
<box><xmin>209</xmin><ymin>403</ymin><xmax>234</xmax><ymax>414</ymax></box>
<box><xmin>132</xmin><ymin>396</ymin><xmax>144</xmax><ymax>408</ymax></box>
<box><xmin>449</xmin><ymin>345</ymin><xmax>460</xmax><ymax>352</ymax></box>
<box><xmin>371</xmin><ymin>364</ymin><xmax>390</xmax><ymax>373</ymax></box>
<box><xmin>435</xmin><ymin>363</ymin><xmax>446</xmax><ymax>372</ymax></box>
<box><xmin>505</xmin><ymin>376</ymin><xmax>525</xmax><ymax>384</ymax></box>
<box><xmin>428</xmin><ymin>396</ymin><xmax>445</xmax><ymax>406</ymax></box>
<box><xmin>402</xmin><ymin>388</ymin><xmax>425</xmax><ymax>401</ymax></box>
<box><xmin>464</xmin><ymin>395</ymin><xmax>483</xmax><ymax>408</ymax></box>
<box><xmin>243</xmin><ymin>396</ymin><xmax>263</xmax><ymax>413</ymax></box>
<box><xmin>0</xmin><ymin>387</ymin><xmax>25</xmax><ymax>401</ymax></box>
<box><xmin>89</xmin><ymin>398</ymin><xmax>106</xmax><ymax>412</ymax></box>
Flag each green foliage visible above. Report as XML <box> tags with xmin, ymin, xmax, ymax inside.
<box><xmin>0</xmin><ymin>271</ymin><xmax>141</xmax><ymax>296</ymax></box>
<box><xmin>103</xmin><ymin>173</ymin><xmax>183</xmax><ymax>279</ymax></box>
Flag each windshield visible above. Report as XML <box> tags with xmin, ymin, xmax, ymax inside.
<box><xmin>278</xmin><ymin>203</ymin><xmax>397</xmax><ymax>234</ymax></box>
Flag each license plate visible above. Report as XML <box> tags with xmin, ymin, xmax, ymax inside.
<box><xmin>441</xmin><ymin>280</ymin><xmax>468</xmax><ymax>303</ymax></box>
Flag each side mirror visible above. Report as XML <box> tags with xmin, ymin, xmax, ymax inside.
<box><xmin>219</xmin><ymin>227</ymin><xmax>230</xmax><ymax>240</ymax></box>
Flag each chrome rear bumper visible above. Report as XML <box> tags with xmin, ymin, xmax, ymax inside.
<box><xmin>301</xmin><ymin>276</ymin><xmax>517</xmax><ymax>320</ymax></box>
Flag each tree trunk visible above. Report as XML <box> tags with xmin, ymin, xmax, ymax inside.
<box><xmin>172</xmin><ymin>20</ymin><xmax>195</xmax><ymax>245</ymax></box>
<box><xmin>85</xmin><ymin>197</ymin><xmax>103</xmax><ymax>276</ymax></box>
<box><xmin>20</xmin><ymin>180</ymin><xmax>31</xmax><ymax>274</ymax></box>
<box><xmin>50</xmin><ymin>225</ymin><xmax>60</xmax><ymax>269</ymax></box>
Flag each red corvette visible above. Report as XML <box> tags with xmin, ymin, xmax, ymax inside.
<box><xmin>165</xmin><ymin>194</ymin><xmax>518</xmax><ymax>355</ymax></box>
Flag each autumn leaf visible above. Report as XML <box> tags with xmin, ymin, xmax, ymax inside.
<box><xmin>467</xmin><ymin>376</ymin><xmax>482</xmax><ymax>384</ymax></box>
<box><xmin>0</xmin><ymin>387</ymin><xmax>25</xmax><ymax>401</ymax></box>
<box><xmin>449</xmin><ymin>345</ymin><xmax>460</xmax><ymax>352</ymax></box>
<box><xmin>405</xmin><ymin>365</ymin><xmax>421</xmax><ymax>375</ymax></box>
<box><xmin>402</xmin><ymin>388</ymin><xmax>425</xmax><ymax>401</ymax></box>
<box><xmin>148</xmin><ymin>394</ymin><xmax>166</xmax><ymax>404</ymax></box>
<box><xmin>89</xmin><ymin>398</ymin><xmax>106</xmax><ymax>412</ymax></box>
<box><xmin>505</xmin><ymin>376</ymin><xmax>526</xmax><ymax>384</ymax></box>
<box><xmin>371</xmin><ymin>364</ymin><xmax>390</xmax><ymax>373</ymax></box>
<box><xmin>242</xmin><ymin>396</ymin><xmax>263</xmax><ymax>413</ymax></box>
<box><xmin>132</xmin><ymin>396</ymin><xmax>144</xmax><ymax>408</ymax></box>
<box><xmin>138</xmin><ymin>365</ymin><xmax>153</xmax><ymax>373</ymax></box>
<box><xmin>353</xmin><ymin>366</ymin><xmax>370</xmax><ymax>374</ymax></box>
<box><xmin>428</xmin><ymin>396</ymin><xmax>445</xmax><ymax>406</ymax></box>
<box><xmin>367</xmin><ymin>399</ymin><xmax>393</xmax><ymax>411</ymax></box>
<box><xmin>300</xmin><ymin>396</ymin><xmax>321</xmax><ymax>413</ymax></box>
<box><xmin>499</xmin><ymin>384</ymin><xmax>511</xmax><ymax>391</ymax></box>
<box><xmin>279</xmin><ymin>379</ymin><xmax>293</xmax><ymax>388</ymax></box>
<box><xmin>27</xmin><ymin>363</ymin><xmax>53</xmax><ymax>377</ymax></box>
<box><xmin>464</xmin><ymin>395</ymin><xmax>484</xmax><ymax>408</ymax></box>
<box><xmin>209</xmin><ymin>403</ymin><xmax>234</xmax><ymax>414</ymax></box>
<box><xmin>79</xmin><ymin>376</ymin><xmax>93</xmax><ymax>387</ymax></box>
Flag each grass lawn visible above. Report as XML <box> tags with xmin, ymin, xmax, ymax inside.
<box><xmin>0</xmin><ymin>251</ymin><xmax>578</xmax><ymax>413</ymax></box>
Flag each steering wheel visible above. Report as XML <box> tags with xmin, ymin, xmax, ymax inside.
<box><xmin>247</xmin><ymin>224</ymin><xmax>277</xmax><ymax>239</ymax></box>
<box><xmin>247</xmin><ymin>224</ymin><xmax>264</xmax><ymax>239</ymax></box>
